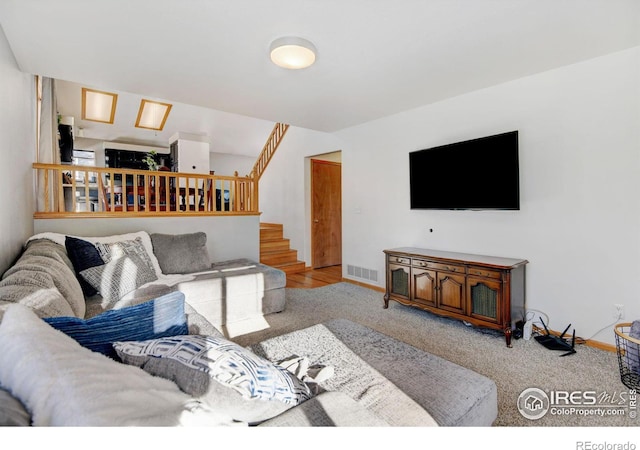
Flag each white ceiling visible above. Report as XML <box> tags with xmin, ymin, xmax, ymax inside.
<box><xmin>1</xmin><ymin>0</ymin><xmax>639</xmax><ymax>154</ymax></box>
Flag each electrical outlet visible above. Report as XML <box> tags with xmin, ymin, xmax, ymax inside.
<box><xmin>614</xmin><ymin>304</ymin><xmax>624</xmax><ymax>320</ymax></box>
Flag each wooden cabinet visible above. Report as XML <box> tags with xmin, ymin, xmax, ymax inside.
<box><xmin>384</xmin><ymin>247</ymin><xmax>528</xmax><ymax>346</ymax></box>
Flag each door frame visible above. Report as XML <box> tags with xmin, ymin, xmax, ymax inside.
<box><xmin>308</xmin><ymin>153</ymin><xmax>342</xmax><ymax>269</ymax></box>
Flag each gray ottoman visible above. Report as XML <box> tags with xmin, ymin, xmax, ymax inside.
<box><xmin>251</xmin><ymin>318</ymin><xmax>498</xmax><ymax>426</ymax></box>
<box><xmin>323</xmin><ymin>318</ymin><xmax>498</xmax><ymax>426</ymax></box>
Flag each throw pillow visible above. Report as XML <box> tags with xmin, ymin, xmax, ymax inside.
<box><xmin>627</xmin><ymin>320</ymin><xmax>640</xmax><ymax>374</ymax></box>
<box><xmin>65</xmin><ymin>236</ymin><xmax>104</xmax><ymax>296</ymax></box>
<box><xmin>0</xmin><ymin>304</ymin><xmax>238</xmax><ymax>426</ymax></box>
<box><xmin>150</xmin><ymin>232</ymin><xmax>211</xmax><ymax>274</ymax></box>
<box><xmin>95</xmin><ymin>237</ymin><xmax>156</xmax><ymax>272</ymax></box>
<box><xmin>79</xmin><ymin>253</ymin><xmax>158</xmax><ymax>307</ymax></box>
<box><xmin>44</xmin><ymin>291</ymin><xmax>188</xmax><ymax>359</ymax></box>
<box><xmin>114</xmin><ymin>334</ymin><xmax>313</xmax><ymax>424</ymax></box>
<box><xmin>130</xmin><ymin>357</ymin><xmax>293</xmax><ymax>425</ymax></box>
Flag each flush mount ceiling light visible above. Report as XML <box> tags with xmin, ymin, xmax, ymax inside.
<box><xmin>135</xmin><ymin>99</ymin><xmax>172</xmax><ymax>131</ymax></box>
<box><xmin>82</xmin><ymin>88</ymin><xmax>118</xmax><ymax>124</ymax></box>
<box><xmin>269</xmin><ymin>36</ymin><xmax>316</xmax><ymax>69</ymax></box>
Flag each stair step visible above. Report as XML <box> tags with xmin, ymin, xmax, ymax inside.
<box><xmin>273</xmin><ymin>260</ymin><xmax>306</xmax><ymax>275</ymax></box>
<box><xmin>260</xmin><ymin>249</ymin><xmax>298</xmax><ymax>266</ymax></box>
<box><xmin>260</xmin><ymin>238</ymin><xmax>290</xmax><ymax>252</ymax></box>
<box><xmin>260</xmin><ymin>227</ymin><xmax>283</xmax><ymax>241</ymax></box>
<box><xmin>259</xmin><ymin>222</ymin><xmax>305</xmax><ymax>275</ymax></box>
<box><xmin>260</xmin><ymin>222</ymin><xmax>283</xmax><ymax>230</ymax></box>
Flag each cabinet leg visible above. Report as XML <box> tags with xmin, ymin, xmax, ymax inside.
<box><xmin>505</xmin><ymin>326</ymin><xmax>513</xmax><ymax>348</ymax></box>
<box><xmin>383</xmin><ymin>294</ymin><xmax>389</xmax><ymax>309</ymax></box>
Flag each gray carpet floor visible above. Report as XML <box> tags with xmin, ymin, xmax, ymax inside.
<box><xmin>233</xmin><ymin>282</ymin><xmax>637</xmax><ymax>428</ymax></box>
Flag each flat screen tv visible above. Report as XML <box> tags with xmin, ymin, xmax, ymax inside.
<box><xmin>409</xmin><ymin>131</ymin><xmax>520</xmax><ymax>210</ymax></box>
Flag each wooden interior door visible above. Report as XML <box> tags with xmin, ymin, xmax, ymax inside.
<box><xmin>311</xmin><ymin>159</ymin><xmax>342</xmax><ymax>268</ymax></box>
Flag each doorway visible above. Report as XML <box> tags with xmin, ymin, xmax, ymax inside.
<box><xmin>311</xmin><ymin>158</ymin><xmax>342</xmax><ymax>269</ymax></box>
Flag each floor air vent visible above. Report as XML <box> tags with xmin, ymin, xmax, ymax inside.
<box><xmin>347</xmin><ymin>264</ymin><xmax>378</xmax><ymax>282</ymax></box>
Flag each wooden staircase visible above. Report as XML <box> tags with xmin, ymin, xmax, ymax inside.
<box><xmin>260</xmin><ymin>223</ymin><xmax>306</xmax><ymax>275</ymax></box>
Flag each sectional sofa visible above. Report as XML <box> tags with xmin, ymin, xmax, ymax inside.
<box><xmin>0</xmin><ymin>230</ymin><xmax>498</xmax><ymax>427</ymax></box>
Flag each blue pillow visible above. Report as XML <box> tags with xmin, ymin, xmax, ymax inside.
<box><xmin>44</xmin><ymin>291</ymin><xmax>188</xmax><ymax>359</ymax></box>
<box><xmin>65</xmin><ymin>236</ymin><xmax>104</xmax><ymax>297</ymax></box>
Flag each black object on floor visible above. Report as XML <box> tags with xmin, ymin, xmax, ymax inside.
<box><xmin>534</xmin><ymin>318</ymin><xmax>576</xmax><ymax>356</ymax></box>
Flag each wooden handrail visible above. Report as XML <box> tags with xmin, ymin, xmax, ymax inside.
<box><xmin>250</xmin><ymin>122</ymin><xmax>289</xmax><ymax>181</ymax></box>
<box><xmin>33</xmin><ymin>163</ymin><xmax>258</xmax><ymax>218</ymax></box>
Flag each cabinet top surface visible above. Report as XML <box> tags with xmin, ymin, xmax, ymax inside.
<box><xmin>384</xmin><ymin>247</ymin><xmax>528</xmax><ymax>268</ymax></box>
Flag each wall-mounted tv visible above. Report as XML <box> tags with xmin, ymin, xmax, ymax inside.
<box><xmin>409</xmin><ymin>130</ymin><xmax>520</xmax><ymax>210</ymax></box>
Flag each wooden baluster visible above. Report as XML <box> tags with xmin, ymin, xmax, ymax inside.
<box><xmin>109</xmin><ymin>171</ymin><xmax>115</xmax><ymax>212</ymax></box>
<box><xmin>162</xmin><ymin>174</ymin><xmax>167</xmax><ymax>212</ymax></box>
<box><xmin>133</xmin><ymin>174</ymin><xmax>139</xmax><ymax>212</ymax></box>
<box><xmin>154</xmin><ymin>173</ymin><xmax>160</xmax><ymax>212</ymax></box>
<box><xmin>43</xmin><ymin>169</ymin><xmax>50</xmax><ymax>212</ymax></box>
<box><xmin>84</xmin><ymin>170</ymin><xmax>90</xmax><ymax>213</ymax></box>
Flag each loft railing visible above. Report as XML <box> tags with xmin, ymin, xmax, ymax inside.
<box><xmin>250</xmin><ymin>122</ymin><xmax>289</xmax><ymax>181</ymax></box>
<box><xmin>33</xmin><ymin>163</ymin><xmax>258</xmax><ymax>218</ymax></box>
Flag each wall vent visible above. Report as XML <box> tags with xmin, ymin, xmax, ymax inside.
<box><xmin>347</xmin><ymin>264</ymin><xmax>378</xmax><ymax>282</ymax></box>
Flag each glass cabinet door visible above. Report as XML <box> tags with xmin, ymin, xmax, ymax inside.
<box><xmin>388</xmin><ymin>263</ymin><xmax>410</xmax><ymax>299</ymax></box>
<box><xmin>467</xmin><ymin>277</ymin><xmax>502</xmax><ymax>324</ymax></box>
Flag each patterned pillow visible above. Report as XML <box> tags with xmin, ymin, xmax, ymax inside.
<box><xmin>113</xmin><ymin>335</ymin><xmax>313</xmax><ymax>415</ymax></box>
<box><xmin>95</xmin><ymin>237</ymin><xmax>155</xmax><ymax>272</ymax></box>
<box><xmin>44</xmin><ymin>291</ymin><xmax>188</xmax><ymax>359</ymax></box>
<box><xmin>79</xmin><ymin>253</ymin><xmax>158</xmax><ymax>307</ymax></box>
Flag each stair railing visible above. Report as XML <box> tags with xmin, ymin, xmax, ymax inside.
<box><xmin>250</xmin><ymin>122</ymin><xmax>289</xmax><ymax>182</ymax></box>
<box><xmin>32</xmin><ymin>163</ymin><xmax>258</xmax><ymax>218</ymax></box>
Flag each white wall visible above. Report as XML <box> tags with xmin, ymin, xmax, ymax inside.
<box><xmin>33</xmin><ymin>215</ymin><xmax>260</xmax><ymax>263</ymax></box>
<box><xmin>210</xmin><ymin>152</ymin><xmax>255</xmax><ymax>177</ymax></box>
<box><xmin>334</xmin><ymin>47</ymin><xmax>640</xmax><ymax>346</ymax></box>
<box><xmin>259</xmin><ymin>126</ymin><xmax>343</xmax><ymax>266</ymax></box>
<box><xmin>0</xmin><ymin>26</ymin><xmax>35</xmax><ymax>274</ymax></box>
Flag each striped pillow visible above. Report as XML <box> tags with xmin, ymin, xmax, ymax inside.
<box><xmin>79</xmin><ymin>253</ymin><xmax>157</xmax><ymax>307</ymax></box>
<box><xmin>44</xmin><ymin>291</ymin><xmax>188</xmax><ymax>359</ymax></box>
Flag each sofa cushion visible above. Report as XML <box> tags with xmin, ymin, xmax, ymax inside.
<box><xmin>150</xmin><ymin>232</ymin><xmax>211</xmax><ymax>274</ymax></box>
<box><xmin>0</xmin><ymin>239</ymin><xmax>84</xmax><ymax>320</ymax></box>
<box><xmin>0</xmin><ymin>387</ymin><xmax>31</xmax><ymax>426</ymax></box>
<box><xmin>0</xmin><ymin>272</ymin><xmax>74</xmax><ymax>322</ymax></box>
<box><xmin>80</xmin><ymin>253</ymin><xmax>158</xmax><ymax>307</ymax></box>
<box><xmin>0</xmin><ymin>304</ymin><xmax>238</xmax><ymax>426</ymax></box>
<box><xmin>65</xmin><ymin>236</ymin><xmax>104</xmax><ymax>297</ymax></box>
<box><xmin>113</xmin><ymin>335</ymin><xmax>312</xmax><ymax>406</ymax></box>
<box><xmin>44</xmin><ymin>291</ymin><xmax>188</xmax><ymax>359</ymax></box>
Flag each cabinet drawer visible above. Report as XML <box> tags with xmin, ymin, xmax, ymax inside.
<box><xmin>468</xmin><ymin>268</ymin><xmax>502</xmax><ymax>279</ymax></box>
<box><xmin>430</xmin><ymin>262</ymin><xmax>465</xmax><ymax>274</ymax></box>
<box><xmin>388</xmin><ymin>255</ymin><xmax>411</xmax><ymax>265</ymax></box>
<box><xmin>412</xmin><ymin>259</ymin><xmax>431</xmax><ymax>269</ymax></box>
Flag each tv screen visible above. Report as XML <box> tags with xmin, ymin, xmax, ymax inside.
<box><xmin>409</xmin><ymin>131</ymin><xmax>520</xmax><ymax>210</ymax></box>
